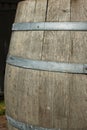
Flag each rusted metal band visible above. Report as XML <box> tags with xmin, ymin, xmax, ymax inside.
<box><xmin>12</xmin><ymin>22</ymin><xmax>87</xmax><ymax>31</ymax></box>
<box><xmin>6</xmin><ymin>115</ymin><xmax>61</xmax><ymax>130</ymax></box>
<box><xmin>6</xmin><ymin>55</ymin><xmax>87</xmax><ymax>74</ymax></box>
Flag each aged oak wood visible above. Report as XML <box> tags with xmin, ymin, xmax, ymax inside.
<box><xmin>69</xmin><ymin>0</ymin><xmax>87</xmax><ymax>129</ymax></box>
<box><xmin>41</xmin><ymin>0</ymin><xmax>71</xmax><ymax>129</ymax></box>
<box><xmin>5</xmin><ymin>0</ymin><xmax>47</xmax><ymax>130</ymax></box>
<box><xmin>5</xmin><ymin>0</ymin><xmax>87</xmax><ymax>130</ymax></box>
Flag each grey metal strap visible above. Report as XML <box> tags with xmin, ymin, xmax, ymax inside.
<box><xmin>12</xmin><ymin>22</ymin><xmax>87</xmax><ymax>31</ymax></box>
<box><xmin>6</xmin><ymin>56</ymin><xmax>87</xmax><ymax>74</ymax></box>
<box><xmin>6</xmin><ymin>115</ymin><xmax>61</xmax><ymax>130</ymax></box>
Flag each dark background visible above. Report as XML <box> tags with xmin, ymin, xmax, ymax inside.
<box><xmin>0</xmin><ymin>0</ymin><xmax>21</xmax><ymax>97</ymax></box>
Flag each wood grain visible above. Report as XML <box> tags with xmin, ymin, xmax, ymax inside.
<box><xmin>5</xmin><ymin>0</ymin><xmax>47</xmax><ymax>130</ymax></box>
<box><xmin>5</xmin><ymin>0</ymin><xmax>87</xmax><ymax>130</ymax></box>
<box><xmin>41</xmin><ymin>0</ymin><xmax>71</xmax><ymax>129</ymax></box>
<box><xmin>68</xmin><ymin>0</ymin><xmax>87</xmax><ymax>129</ymax></box>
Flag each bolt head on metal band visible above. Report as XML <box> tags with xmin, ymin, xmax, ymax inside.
<box><xmin>12</xmin><ymin>22</ymin><xmax>87</xmax><ymax>31</ymax></box>
<box><xmin>6</xmin><ymin>56</ymin><xmax>87</xmax><ymax>74</ymax></box>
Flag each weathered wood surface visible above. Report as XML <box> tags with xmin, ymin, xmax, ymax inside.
<box><xmin>69</xmin><ymin>0</ymin><xmax>87</xmax><ymax>129</ymax></box>
<box><xmin>5</xmin><ymin>0</ymin><xmax>87</xmax><ymax>130</ymax></box>
<box><xmin>5</xmin><ymin>1</ymin><xmax>47</xmax><ymax>130</ymax></box>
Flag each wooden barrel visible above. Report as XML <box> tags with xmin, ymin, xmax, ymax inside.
<box><xmin>5</xmin><ymin>0</ymin><xmax>87</xmax><ymax>130</ymax></box>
